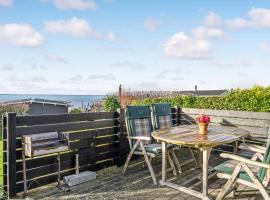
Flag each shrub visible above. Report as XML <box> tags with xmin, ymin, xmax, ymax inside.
<box><xmin>0</xmin><ymin>104</ymin><xmax>27</xmax><ymax>140</ymax></box>
<box><xmin>0</xmin><ymin>104</ymin><xmax>27</xmax><ymax>116</ymax></box>
<box><xmin>103</xmin><ymin>96</ymin><xmax>120</xmax><ymax>112</ymax></box>
<box><xmin>132</xmin><ymin>86</ymin><xmax>270</xmax><ymax>112</ymax></box>
<box><xmin>69</xmin><ymin>108</ymin><xmax>82</xmax><ymax>114</ymax></box>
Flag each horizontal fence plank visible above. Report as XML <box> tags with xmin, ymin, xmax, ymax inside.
<box><xmin>16</xmin><ymin>119</ymin><xmax>118</xmax><ymax>136</ymax></box>
<box><xmin>179</xmin><ymin>117</ymin><xmax>269</xmax><ymax>137</ymax></box>
<box><xmin>15</xmin><ymin>150</ymin><xmax>119</xmax><ymax>182</ymax></box>
<box><xmin>12</xmin><ymin>143</ymin><xmax>119</xmax><ymax>172</ymax></box>
<box><xmin>2</xmin><ymin>111</ymin><xmax>129</xmax><ymax>197</ymax></box>
<box><xmin>5</xmin><ymin>138</ymin><xmax>119</xmax><ymax>162</ymax></box>
<box><xmin>69</xmin><ymin>135</ymin><xmax>118</xmax><ymax>149</ymax></box>
<box><xmin>182</xmin><ymin>108</ymin><xmax>270</xmax><ymax>120</ymax></box>
<box><xmin>181</xmin><ymin>113</ymin><xmax>270</xmax><ymax>128</ymax></box>
<box><xmin>238</xmin><ymin>125</ymin><xmax>269</xmax><ymax>138</ymax></box>
<box><xmin>16</xmin><ymin>112</ymin><xmax>118</xmax><ymax>126</ymax></box>
<box><xmin>2</xmin><ymin>127</ymin><xmax>120</xmax><ymax>150</ymax></box>
<box><xmin>66</xmin><ymin>127</ymin><xmax>119</xmax><ymax>141</ymax></box>
<box><xmin>15</xmin><ymin>158</ymin><xmax>118</xmax><ymax>193</ymax></box>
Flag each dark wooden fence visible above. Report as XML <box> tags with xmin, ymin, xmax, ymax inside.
<box><xmin>181</xmin><ymin>108</ymin><xmax>270</xmax><ymax>141</ymax></box>
<box><xmin>2</xmin><ymin>111</ymin><xmax>127</xmax><ymax>198</ymax></box>
<box><xmin>3</xmin><ymin>107</ymin><xmax>268</xmax><ymax>198</ymax></box>
<box><xmin>1</xmin><ymin>108</ymin><xmax>180</xmax><ymax>198</ymax></box>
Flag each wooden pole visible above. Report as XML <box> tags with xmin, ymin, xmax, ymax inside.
<box><xmin>118</xmin><ymin>84</ymin><xmax>122</xmax><ymax>108</ymax></box>
<box><xmin>176</xmin><ymin>106</ymin><xmax>181</xmax><ymax>126</ymax></box>
<box><xmin>117</xmin><ymin>108</ymin><xmax>128</xmax><ymax>167</ymax></box>
<box><xmin>6</xmin><ymin>112</ymin><xmax>17</xmax><ymax>197</ymax></box>
<box><xmin>81</xmin><ymin>100</ymin><xmax>84</xmax><ymax>112</ymax></box>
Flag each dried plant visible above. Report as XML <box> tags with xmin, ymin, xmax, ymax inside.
<box><xmin>0</xmin><ymin>104</ymin><xmax>28</xmax><ymax>139</ymax></box>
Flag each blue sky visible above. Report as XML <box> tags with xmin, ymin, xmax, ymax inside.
<box><xmin>0</xmin><ymin>0</ymin><xmax>270</xmax><ymax>94</ymax></box>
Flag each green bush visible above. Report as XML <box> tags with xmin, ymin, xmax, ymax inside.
<box><xmin>0</xmin><ymin>104</ymin><xmax>27</xmax><ymax>140</ymax></box>
<box><xmin>133</xmin><ymin>86</ymin><xmax>270</xmax><ymax>112</ymax></box>
<box><xmin>69</xmin><ymin>108</ymin><xmax>82</xmax><ymax>114</ymax></box>
<box><xmin>103</xmin><ymin>96</ymin><xmax>120</xmax><ymax>112</ymax></box>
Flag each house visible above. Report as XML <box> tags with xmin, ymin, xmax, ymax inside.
<box><xmin>178</xmin><ymin>86</ymin><xmax>230</xmax><ymax>96</ymax></box>
<box><xmin>0</xmin><ymin>98</ymin><xmax>72</xmax><ymax>115</ymax></box>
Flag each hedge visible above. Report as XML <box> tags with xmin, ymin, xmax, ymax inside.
<box><xmin>103</xmin><ymin>96</ymin><xmax>120</xmax><ymax>112</ymax></box>
<box><xmin>132</xmin><ymin>86</ymin><xmax>270</xmax><ymax>112</ymax></box>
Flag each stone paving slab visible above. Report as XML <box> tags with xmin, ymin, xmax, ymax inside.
<box><xmin>14</xmin><ymin>150</ymin><xmax>266</xmax><ymax>200</ymax></box>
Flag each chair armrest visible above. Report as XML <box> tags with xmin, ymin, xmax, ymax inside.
<box><xmin>128</xmin><ymin>136</ymin><xmax>151</xmax><ymax>141</ymax></box>
<box><xmin>239</xmin><ymin>144</ymin><xmax>266</xmax><ymax>154</ymax></box>
<box><xmin>220</xmin><ymin>153</ymin><xmax>270</xmax><ymax>169</ymax></box>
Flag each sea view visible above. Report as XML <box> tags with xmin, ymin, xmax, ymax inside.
<box><xmin>0</xmin><ymin>94</ymin><xmax>105</xmax><ymax>108</ymax></box>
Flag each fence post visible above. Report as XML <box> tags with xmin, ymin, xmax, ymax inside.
<box><xmin>176</xmin><ymin>106</ymin><xmax>182</xmax><ymax>126</ymax></box>
<box><xmin>117</xmin><ymin>108</ymin><xmax>129</xmax><ymax>167</ymax></box>
<box><xmin>6</xmin><ymin>112</ymin><xmax>17</xmax><ymax>197</ymax></box>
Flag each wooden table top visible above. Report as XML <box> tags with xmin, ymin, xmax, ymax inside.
<box><xmin>152</xmin><ymin>125</ymin><xmax>249</xmax><ymax>149</ymax></box>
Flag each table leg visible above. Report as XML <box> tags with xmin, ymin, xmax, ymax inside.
<box><xmin>233</xmin><ymin>141</ymin><xmax>238</xmax><ymax>154</ymax></box>
<box><xmin>162</xmin><ymin>142</ymin><xmax>167</xmax><ymax>183</ymax></box>
<box><xmin>202</xmin><ymin>149</ymin><xmax>211</xmax><ymax>196</ymax></box>
<box><xmin>22</xmin><ymin>150</ymin><xmax>27</xmax><ymax>197</ymax></box>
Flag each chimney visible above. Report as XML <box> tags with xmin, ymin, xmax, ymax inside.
<box><xmin>195</xmin><ymin>85</ymin><xmax>198</xmax><ymax>93</ymax></box>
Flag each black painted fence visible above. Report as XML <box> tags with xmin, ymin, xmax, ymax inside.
<box><xmin>1</xmin><ymin>108</ymin><xmax>180</xmax><ymax>197</ymax></box>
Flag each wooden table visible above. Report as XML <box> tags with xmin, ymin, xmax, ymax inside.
<box><xmin>152</xmin><ymin>125</ymin><xmax>249</xmax><ymax>200</ymax></box>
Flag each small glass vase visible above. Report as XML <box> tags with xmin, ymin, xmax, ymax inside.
<box><xmin>198</xmin><ymin>122</ymin><xmax>208</xmax><ymax>135</ymax></box>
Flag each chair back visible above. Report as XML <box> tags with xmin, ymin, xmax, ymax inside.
<box><xmin>125</xmin><ymin>105</ymin><xmax>153</xmax><ymax>148</ymax></box>
<box><xmin>151</xmin><ymin>103</ymin><xmax>172</xmax><ymax>130</ymax></box>
<box><xmin>258</xmin><ymin>127</ymin><xmax>270</xmax><ymax>182</ymax></box>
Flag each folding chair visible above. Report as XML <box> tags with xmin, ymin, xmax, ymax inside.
<box><xmin>238</xmin><ymin>128</ymin><xmax>270</xmax><ymax>160</ymax></box>
<box><xmin>151</xmin><ymin>103</ymin><xmax>197</xmax><ymax>172</ymax></box>
<box><xmin>122</xmin><ymin>105</ymin><xmax>177</xmax><ymax>185</ymax></box>
<box><xmin>214</xmin><ymin>127</ymin><xmax>270</xmax><ymax>200</ymax></box>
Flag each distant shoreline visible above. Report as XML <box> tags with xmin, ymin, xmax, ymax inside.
<box><xmin>0</xmin><ymin>94</ymin><xmax>105</xmax><ymax>108</ymax></box>
<box><xmin>0</xmin><ymin>94</ymin><xmax>105</xmax><ymax>96</ymax></box>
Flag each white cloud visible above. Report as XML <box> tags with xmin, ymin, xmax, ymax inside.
<box><xmin>225</xmin><ymin>18</ymin><xmax>250</xmax><ymax>29</ymax></box>
<box><xmin>93</xmin><ymin>31</ymin><xmax>119</xmax><ymax>42</ymax></box>
<box><xmin>192</xmin><ymin>26</ymin><xmax>225</xmax><ymax>39</ymax></box>
<box><xmin>202</xmin><ymin>12</ymin><xmax>222</xmax><ymax>27</ymax></box>
<box><xmin>234</xmin><ymin>57</ymin><xmax>251</xmax><ymax>67</ymax></box>
<box><xmin>136</xmin><ymin>81</ymin><xmax>159</xmax><ymax>89</ymax></box>
<box><xmin>44</xmin><ymin>18</ymin><xmax>119</xmax><ymax>42</ymax></box>
<box><xmin>44</xmin><ymin>17</ymin><xmax>91</xmax><ymax>37</ymax></box>
<box><xmin>11</xmin><ymin>73</ymin><xmax>47</xmax><ymax>83</ymax></box>
<box><xmin>44</xmin><ymin>53</ymin><xmax>68</xmax><ymax>63</ymax></box>
<box><xmin>104</xmin><ymin>32</ymin><xmax>118</xmax><ymax>42</ymax></box>
<box><xmin>0</xmin><ymin>0</ymin><xmax>12</xmax><ymax>7</ymax></box>
<box><xmin>155</xmin><ymin>69</ymin><xmax>188</xmax><ymax>79</ymax></box>
<box><xmin>248</xmin><ymin>8</ymin><xmax>270</xmax><ymax>28</ymax></box>
<box><xmin>259</xmin><ymin>42</ymin><xmax>270</xmax><ymax>54</ymax></box>
<box><xmin>266</xmin><ymin>59</ymin><xmax>270</xmax><ymax>65</ymax></box>
<box><xmin>163</xmin><ymin>32</ymin><xmax>211</xmax><ymax>59</ymax></box>
<box><xmin>44</xmin><ymin>0</ymin><xmax>97</xmax><ymax>10</ymax></box>
<box><xmin>206</xmin><ymin>8</ymin><xmax>270</xmax><ymax>29</ymax></box>
<box><xmin>0</xmin><ymin>23</ymin><xmax>43</xmax><ymax>47</ymax></box>
<box><xmin>0</xmin><ymin>63</ymin><xmax>14</xmax><ymax>71</ymax></box>
<box><xmin>64</xmin><ymin>75</ymin><xmax>83</xmax><ymax>83</ymax></box>
<box><xmin>62</xmin><ymin>74</ymin><xmax>115</xmax><ymax>84</ymax></box>
<box><xmin>88</xmin><ymin>74</ymin><xmax>116</xmax><ymax>81</ymax></box>
<box><xmin>144</xmin><ymin>18</ymin><xmax>159</xmax><ymax>32</ymax></box>
<box><xmin>94</xmin><ymin>32</ymin><xmax>103</xmax><ymax>39</ymax></box>
<box><xmin>111</xmin><ymin>61</ymin><xmax>144</xmax><ymax>70</ymax></box>
<box><xmin>207</xmin><ymin>58</ymin><xmax>227</xmax><ymax>68</ymax></box>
